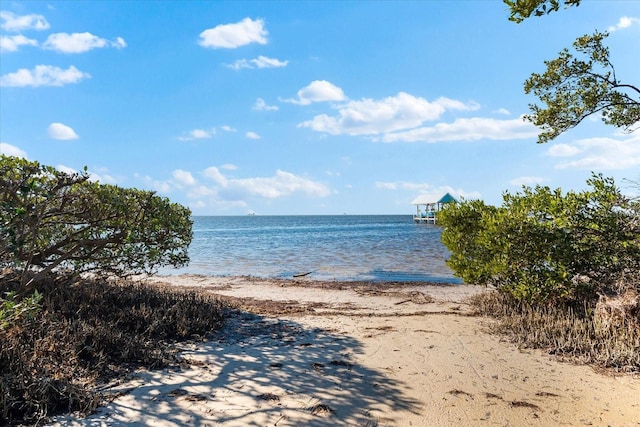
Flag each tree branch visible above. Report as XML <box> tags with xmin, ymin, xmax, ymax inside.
<box><xmin>612</xmin><ymin>83</ymin><xmax>640</xmax><ymax>96</ymax></box>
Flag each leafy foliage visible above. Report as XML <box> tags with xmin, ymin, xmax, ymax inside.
<box><xmin>505</xmin><ymin>1</ymin><xmax>639</xmax><ymax>142</ymax></box>
<box><xmin>439</xmin><ymin>175</ymin><xmax>640</xmax><ymax>302</ymax></box>
<box><xmin>438</xmin><ymin>199</ymin><xmax>500</xmax><ymax>286</ymax></box>
<box><xmin>504</xmin><ymin>0</ymin><xmax>581</xmax><ymax>23</ymax></box>
<box><xmin>524</xmin><ymin>31</ymin><xmax>640</xmax><ymax>143</ymax></box>
<box><xmin>0</xmin><ymin>290</ymin><xmax>42</xmax><ymax>330</ymax></box>
<box><xmin>0</xmin><ymin>156</ymin><xmax>193</xmax><ymax>290</ymax></box>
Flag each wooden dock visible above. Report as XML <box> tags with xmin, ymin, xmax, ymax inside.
<box><xmin>413</xmin><ymin>211</ymin><xmax>438</xmax><ymax>224</ymax></box>
<box><xmin>411</xmin><ymin>192</ymin><xmax>458</xmax><ymax>225</ymax></box>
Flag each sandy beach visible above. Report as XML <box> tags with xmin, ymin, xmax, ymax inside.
<box><xmin>52</xmin><ymin>275</ymin><xmax>640</xmax><ymax>426</ymax></box>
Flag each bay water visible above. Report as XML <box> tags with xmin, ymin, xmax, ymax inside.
<box><xmin>163</xmin><ymin>215</ymin><xmax>460</xmax><ymax>283</ymax></box>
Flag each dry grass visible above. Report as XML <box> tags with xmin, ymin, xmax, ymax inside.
<box><xmin>469</xmin><ymin>291</ymin><xmax>640</xmax><ymax>373</ymax></box>
<box><xmin>0</xmin><ymin>273</ymin><xmax>229</xmax><ymax>426</ymax></box>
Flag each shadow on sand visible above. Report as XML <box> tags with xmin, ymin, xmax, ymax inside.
<box><xmin>63</xmin><ymin>310</ymin><xmax>421</xmax><ymax>426</ymax></box>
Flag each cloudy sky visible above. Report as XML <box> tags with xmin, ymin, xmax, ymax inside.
<box><xmin>1</xmin><ymin>1</ymin><xmax>639</xmax><ymax>215</ymax></box>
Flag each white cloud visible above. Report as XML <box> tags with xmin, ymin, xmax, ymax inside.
<box><xmin>43</xmin><ymin>32</ymin><xmax>127</xmax><ymax>53</ymax></box>
<box><xmin>221</xmin><ymin>163</ymin><xmax>237</xmax><ymax>170</ymax></box>
<box><xmin>225</xmin><ymin>59</ymin><xmax>250</xmax><ymax>70</ymax></box>
<box><xmin>190</xmin><ymin>129</ymin><xmax>213</xmax><ymax>139</ymax></box>
<box><xmin>140</xmin><ymin>174</ymin><xmax>172</xmax><ymax>193</ymax></box>
<box><xmin>376</xmin><ymin>181</ymin><xmax>480</xmax><ymax>203</ymax></box>
<box><xmin>178</xmin><ymin>128</ymin><xmax>215</xmax><ymax>141</ymax></box>
<box><xmin>550</xmin><ymin>135</ymin><xmax>640</xmax><ymax>170</ymax></box>
<box><xmin>376</xmin><ymin>182</ymin><xmax>398</xmax><ymax>190</ymax></box>
<box><xmin>139</xmin><ymin>170</ymin><xmax>200</xmax><ymax>194</ymax></box>
<box><xmin>0</xmin><ymin>34</ymin><xmax>38</xmax><ymax>52</ymax></box>
<box><xmin>246</xmin><ymin>131</ymin><xmax>261</xmax><ymax>140</ymax></box>
<box><xmin>57</xmin><ymin>164</ymin><xmax>115</xmax><ymax>183</ymax></box>
<box><xmin>0</xmin><ymin>142</ymin><xmax>27</xmax><ymax>157</ymax></box>
<box><xmin>186</xmin><ymin>184</ymin><xmax>220</xmax><ymax>200</ymax></box>
<box><xmin>96</xmin><ymin>174</ymin><xmax>116</xmax><ymax>183</ymax></box>
<box><xmin>380</xmin><ymin>116</ymin><xmax>539</xmax><ymax>143</ymax></box>
<box><xmin>203</xmin><ymin>166</ymin><xmax>228</xmax><ymax>186</ymax></box>
<box><xmin>198</xmin><ymin>17</ymin><xmax>267</xmax><ymax>49</ymax></box>
<box><xmin>0</xmin><ymin>65</ymin><xmax>90</xmax><ymax>87</ymax></box>
<box><xmin>253</xmin><ymin>98</ymin><xmax>278</xmax><ymax>111</ymax></box>
<box><xmin>203</xmin><ymin>167</ymin><xmax>331</xmax><ymax>199</ymax></box>
<box><xmin>221</xmin><ymin>125</ymin><xmax>236</xmax><ymax>132</ymax></box>
<box><xmin>47</xmin><ymin>122</ymin><xmax>78</xmax><ymax>140</ymax></box>
<box><xmin>114</xmin><ymin>37</ymin><xmax>127</xmax><ymax>48</ymax></box>
<box><xmin>510</xmin><ymin>176</ymin><xmax>545</xmax><ymax>187</ymax></box>
<box><xmin>300</xmin><ymin>93</ymin><xmax>484</xmax><ymax>137</ymax></box>
<box><xmin>251</xmin><ymin>55</ymin><xmax>287</xmax><ymax>68</ymax></box>
<box><xmin>284</xmin><ymin>80</ymin><xmax>346</xmax><ymax>105</ymax></box>
<box><xmin>436</xmin><ymin>98</ymin><xmax>481</xmax><ymax>111</ymax></box>
<box><xmin>90</xmin><ymin>166</ymin><xmax>117</xmax><ymax>184</ymax></box>
<box><xmin>546</xmin><ymin>143</ymin><xmax>583</xmax><ymax>157</ymax></box>
<box><xmin>172</xmin><ymin>169</ymin><xmax>196</xmax><ymax>186</ymax></box>
<box><xmin>0</xmin><ymin>11</ymin><xmax>49</xmax><ymax>32</ymax></box>
<box><xmin>608</xmin><ymin>16</ymin><xmax>640</xmax><ymax>32</ymax></box>
<box><xmin>408</xmin><ymin>187</ymin><xmax>481</xmax><ymax>205</ymax></box>
<box><xmin>494</xmin><ymin>108</ymin><xmax>510</xmax><ymax>115</ymax></box>
<box><xmin>227</xmin><ymin>55</ymin><xmax>288</xmax><ymax>70</ymax></box>
<box><xmin>375</xmin><ymin>180</ymin><xmax>432</xmax><ymax>192</ymax></box>
<box><xmin>57</xmin><ymin>165</ymin><xmax>78</xmax><ymax>175</ymax></box>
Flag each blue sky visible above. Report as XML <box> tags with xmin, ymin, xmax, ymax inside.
<box><xmin>1</xmin><ymin>1</ymin><xmax>639</xmax><ymax>215</ymax></box>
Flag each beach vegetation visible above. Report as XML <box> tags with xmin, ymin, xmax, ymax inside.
<box><xmin>0</xmin><ymin>289</ymin><xmax>42</xmax><ymax>330</ymax></box>
<box><xmin>0</xmin><ymin>275</ymin><xmax>229</xmax><ymax>426</ymax></box>
<box><xmin>0</xmin><ymin>155</ymin><xmax>230</xmax><ymax>425</ymax></box>
<box><xmin>441</xmin><ymin>174</ymin><xmax>640</xmax><ymax>372</ymax></box>
<box><xmin>0</xmin><ymin>155</ymin><xmax>193</xmax><ymax>292</ymax></box>
<box><xmin>440</xmin><ymin>174</ymin><xmax>640</xmax><ymax>303</ymax></box>
<box><xmin>505</xmin><ymin>0</ymin><xmax>639</xmax><ymax>143</ymax></box>
<box><xmin>505</xmin><ymin>0</ymin><xmax>582</xmax><ymax>23</ymax></box>
<box><xmin>523</xmin><ymin>30</ymin><xmax>640</xmax><ymax>144</ymax></box>
<box><xmin>470</xmin><ymin>291</ymin><xmax>640</xmax><ymax>372</ymax></box>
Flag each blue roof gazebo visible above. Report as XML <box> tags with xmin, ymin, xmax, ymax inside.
<box><xmin>437</xmin><ymin>192</ymin><xmax>458</xmax><ymax>207</ymax></box>
<box><xmin>412</xmin><ymin>192</ymin><xmax>458</xmax><ymax>224</ymax></box>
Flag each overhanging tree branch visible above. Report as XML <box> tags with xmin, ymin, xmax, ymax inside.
<box><xmin>504</xmin><ymin>0</ymin><xmax>582</xmax><ymax>23</ymax></box>
<box><xmin>523</xmin><ymin>31</ymin><xmax>639</xmax><ymax>143</ymax></box>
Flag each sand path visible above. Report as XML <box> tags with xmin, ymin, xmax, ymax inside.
<box><xmin>51</xmin><ymin>275</ymin><xmax>640</xmax><ymax>426</ymax></box>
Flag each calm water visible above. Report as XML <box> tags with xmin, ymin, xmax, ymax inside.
<box><xmin>162</xmin><ymin>215</ymin><xmax>460</xmax><ymax>283</ymax></box>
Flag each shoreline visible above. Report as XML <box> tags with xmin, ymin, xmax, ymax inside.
<box><xmin>158</xmin><ymin>270</ymin><xmax>463</xmax><ymax>285</ymax></box>
<box><xmin>52</xmin><ymin>275</ymin><xmax>640</xmax><ymax>426</ymax></box>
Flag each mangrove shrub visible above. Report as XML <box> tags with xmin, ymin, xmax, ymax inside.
<box><xmin>439</xmin><ymin>174</ymin><xmax>640</xmax><ymax>302</ymax></box>
<box><xmin>0</xmin><ymin>155</ymin><xmax>193</xmax><ymax>290</ymax></box>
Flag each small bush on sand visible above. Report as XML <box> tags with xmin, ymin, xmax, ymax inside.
<box><xmin>441</xmin><ymin>174</ymin><xmax>639</xmax><ymax>372</ymax></box>
<box><xmin>440</xmin><ymin>174</ymin><xmax>640</xmax><ymax>303</ymax></box>
<box><xmin>0</xmin><ymin>273</ymin><xmax>229</xmax><ymax>426</ymax></box>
